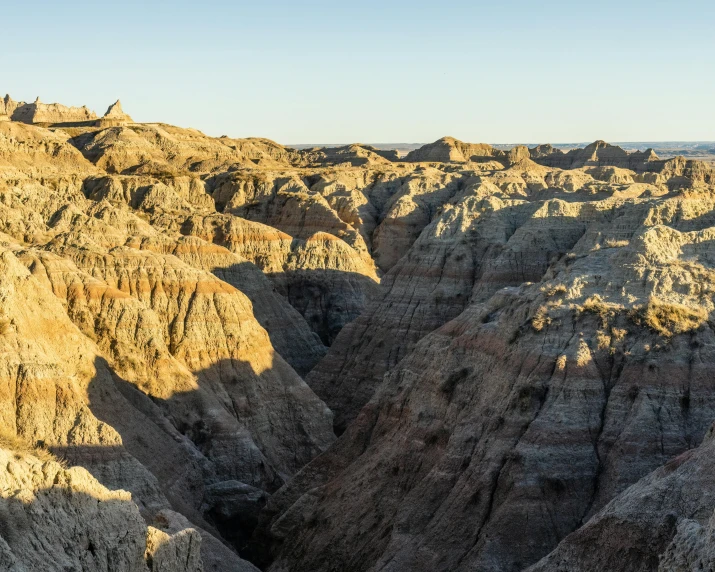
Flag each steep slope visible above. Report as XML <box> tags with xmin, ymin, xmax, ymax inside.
<box><xmin>168</xmin><ymin>210</ymin><xmax>380</xmax><ymax>345</ymax></box>
<box><xmin>306</xmin><ymin>188</ymin><xmax>603</xmax><ymax>432</ymax></box>
<box><xmin>5</xmin><ymin>95</ymin><xmax>98</xmax><ymax>125</ymax></box>
<box><xmin>78</xmin><ymin>184</ymin><xmax>328</xmax><ymax>375</ymax></box>
<box><xmin>0</xmin><ymin>445</ymin><xmax>203</xmax><ymax>572</ymax></box>
<box><xmin>528</xmin><ymin>421</ymin><xmax>715</xmax><ymax>572</ymax></box>
<box><xmin>6</xmin><ymin>105</ymin><xmax>715</xmax><ymax>572</ymax></box>
<box><xmin>45</xmin><ymin>231</ymin><xmax>335</xmax><ymax>483</ymax></box>
<box><xmin>0</xmin><ymin>118</ymin><xmax>341</xmax><ymax>564</ymax></box>
<box><xmin>301</xmin><ymin>146</ymin><xmax>694</xmax><ymax>433</ymax></box>
<box><xmin>259</xmin><ymin>191</ymin><xmax>715</xmax><ymax>571</ymax></box>
<box><xmin>80</xmin><ymin>166</ymin><xmax>382</xmax><ymax>347</ymax></box>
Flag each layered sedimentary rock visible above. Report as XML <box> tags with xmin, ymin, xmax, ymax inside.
<box><xmin>98</xmin><ymin>99</ymin><xmax>134</xmax><ymax>126</ymax></box>
<box><xmin>0</xmin><ymin>445</ymin><xmax>202</xmax><ymax>572</ymax></box>
<box><xmin>405</xmin><ymin>136</ymin><xmax>506</xmax><ymax>164</ymax></box>
<box><xmin>70</xmin><ymin>123</ymin><xmax>287</xmax><ymax>175</ymax></box>
<box><xmin>0</xmin><ymin>118</ymin><xmax>339</xmax><ymax>567</ymax></box>
<box><xmin>259</xmin><ymin>185</ymin><xmax>715</xmax><ymax>570</ymax></box>
<box><xmin>531</xmin><ymin>139</ymin><xmax>660</xmax><ymax>172</ymax></box>
<box><xmin>0</xmin><ymin>94</ymin><xmax>18</xmax><ymax>117</ymax></box>
<box><xmin>8</xmin><ymin>96</ymin><xmax>98</xmax><ymax>124</ymax></box>
<box><xmin>528</xmin><ymin>421</ymin><xmax>715</xmax><ymax>572</ymax></box>
<box><xmin>294</xmin><ymin>144</ymin><xmax>398</xmax><ymax>167</ymax></box>
<box><xmin>4</xmin><ymin>101</ymin><xmax>715</xmax><ymax>572</ymax></box>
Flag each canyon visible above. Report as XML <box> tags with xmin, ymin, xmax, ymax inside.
<box><xmin>1</xmin><ymin>96</ymin><xmax>715</xmax><ymax>571</ymax></box>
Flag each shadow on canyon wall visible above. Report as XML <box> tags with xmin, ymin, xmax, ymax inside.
<box><xmin>54</xmin><ymin>354</ymin><xmax>334</xmax><ymax>565</ymax></box>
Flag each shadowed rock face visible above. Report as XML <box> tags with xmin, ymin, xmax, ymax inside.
<box><xmin>0</xmin><ymin>446</ymin><xmax>203</xmax><ymax>572</ymax></box>
<box><xmin>258</xmin><ymin>199</ymin><xmax>715</xmax><ymax>571</ymax></box>
<box><xmin>3</xmin><ymin>107</ymin><xmax>715</xmax><ymax>572</ymax></box>
<box><xmin>527</xmin><ymin>421</ymin><xmax>715</xmax><ymax>572</ymax></box>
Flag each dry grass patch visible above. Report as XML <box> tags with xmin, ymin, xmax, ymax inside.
<box><xmin>532</xmin><ymin>305</ymin><xmax>552</xmax><ymax>331</ymax></box>
<box><xmin>0</xmin><ymin>429</ymin><xmax>66</xmax><ymax>466</ymax></box>
<box><xmin>541</xmin><ymin>283</ymin><xmax>567</xmax><ymax>297</ymax></box>
<box><xmin>633</xmin><ymin>298</ymin><xmax>708</xmax><ymax>337</ymax></box>
<box><xmin>611</xmin><ymin>327</ymin><xmax>627</xmax><ymax>342</ymax></box>
<box><xmin>576</xmin><ymin>340</ymin><xmax>592</xmax><ymax>367</ymax></box>
<box><xmin>581</xmin><ymin>294</ymin><xmax>624</xmax><ymax>328</ymax></box>
<box><xmin>596</xmin><ymin>330</ymin><xmax>611</xmax><ymax>350</ymax></box>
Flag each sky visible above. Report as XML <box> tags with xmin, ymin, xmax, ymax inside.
<box><xmin>4</xmin><ymin>0</ymin><xmax>715</xmax><ymax>144</ymax></box>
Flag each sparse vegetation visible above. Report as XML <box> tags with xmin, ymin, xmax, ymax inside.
<box><xmin>532</xmin><ymin>305</ymin><xmax>551</xmax><ymax>331</ymax></box>
<box><xmin>0</xmin><ymin>429</ymin><xmax>66</xmax><ymax>466</ymax></box>
<box><xmin>596</xmin><ymin>330</ymin><xmax>611</xmax><ymax>350</ymax></box>
<box><xmin>576</xmin><ymin>340</ymin><xmax>592</xmax><ymax>367</ymax></box>
<box><xmin>611</xmin><ymin>327</ymin><xmax>627</xmax><ymax>342</ymax></box>
<box><xmin>581</xmin><ymin>294</ymin><xmax>624</xmax><ymax>328</ymax></box>
<box><xmin>632</xmin><ymin>297</ymin><xmax>708</xmax><ymax>337</ymax></box>
<box><xmin>541</xmin><ymin>283</ymin><xmax>567</xmax><ymax>297</ymax></box>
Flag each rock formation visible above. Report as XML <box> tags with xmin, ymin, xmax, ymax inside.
<box><xmin>405</xmin><ymin>136</ymin><xmax>507</xmax><ymax>164</ymax></box>
<box><xmin>10</xmin><ymin>96</ymin><xmax>98</xmax><ymax>124</ymax></box>
<box><xmin>531</xmin><ymin>139</ymin><xmax>660</xmax><ymax>172</ymax></box>
<box><xmin>0</xmin><ymin>94</ymin><xmax>134</xmax><ymax>126</ymax></box>
<box><xmin>0</xmin><ymin>445</ymin><xmax>203</xmax><ymax>572</ymax></box>
<box><xmin>528</xmin><ymin>420</ymin><xmax>715</xmax><ymax>572</ymax></box>
<box><xmin>259</xmin><ymin>194</ymin><xmax>715</xmax><ymax>572</ymax></box>
<box><xmin>2</xmin><ymin>99</ymin><xmax>715</xmax><ymax>572</ymax></box>
<box><xmin>97</xmin><ymin>99</ymin><xmax>134</xmax><ymax>127</ymax></box>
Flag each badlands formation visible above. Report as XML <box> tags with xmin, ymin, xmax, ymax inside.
<box><xmin>1</xmin><ymin>96</ymin><xmax>715</xmax><ymax>571</ymax></box>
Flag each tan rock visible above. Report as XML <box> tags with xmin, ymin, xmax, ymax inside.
<box><xmin>98</xmin><ymin>99</ymin><xmax>134</xmax><ymax>126</ymax></box>
<box><xmin>2</xmin><ymin>99</ymin><xmax>715</xmax><ymax>572</ymax></box>
<box><xmin>404</xmin><ymin>136</ymin><xmax>506</xmax><ymax>163</ymax></box>
<box><xmin>9</xmin><ymin>96</ymin><xmax>98</xmax><ymax>124</ymax></box>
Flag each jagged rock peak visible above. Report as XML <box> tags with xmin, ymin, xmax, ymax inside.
<box><xmin>99</xmin><ymin>99</ymin><xmax>134</xmax><ymax>125</ymax></box>
<box><xmin>104</xmin><ymin>99</ymin><xmax>127</xmax><ymax>118</ymax></box>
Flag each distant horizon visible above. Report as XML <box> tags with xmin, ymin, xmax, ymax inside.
<box><xmin>4</xmin><ymin>91</ymin><xmax>715</xmax><ymax>151</ymax></box>
<box><xmin>287</xmin><ymin>140</ymin><xmax>715</xmax><ymax>147</ymax></box>
<box><xmin>5</xmin><ymin>0</ymin><xmax>715</xmax><ymax>143</ymax></box>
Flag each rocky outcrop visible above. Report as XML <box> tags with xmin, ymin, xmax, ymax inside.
<box><xmin>528</xmin><ymin>421</ymin><xmax>715</xmax><ymax>572</ymax></box>
<box><xmin>70</xmin><ymin>123</ymin><xmax>290</xmax><ymax>175</ymax></box>
<box><xmin>259</xmin><ymin>192</ymin><xmax>715</xmax><ymax>571</ymax></box>
<box><xmin>405</xmin><ymin>136</ymin><xmax>506</xmax><ymax>164</ymax></box>
<box><xmin>4</xmin><ymin>103</ymin><xmax>715</xmax><ymax>572</ymax></box>
<box><xmin>0</xmin><ymin>120</ymin><xmax>99</xmax><ymax>181</ymax></box>
<box><xmin>0</xmin><ymin>121</ymin><xmax>340</xmax><ymax>566</ymax></box>
<box><xmin>532</xmin><ymin>140</ymin><xmax>660</xmax><ymax>172</ymax></box>
<box><xmin>305</xmin><ymin>191</ymin><xmax>592</xmax><ymax>432</ymax></box>
<box><xmin>45</xmin><ymin>234</ymin><xmax>335</xmax><ymax>484</ymax></box>
<box><xmin>294</xmin><ymin>144</ymin><xmax>397</xmax><ymax>167</ymax></box>
<box><xmin>0</xmin><ymin>445</ymin><xmax>202</xmax><ymax>572</ymax></box>
<box><xmin>0</xmin><ymin>94</ymin><xmax>18</xmax><ymax>117</ymax></box>
<box><xmin>158</xmin><ymin>211</ymin><xmax>378</xmax><ymax>345</ymax></box>
<box><xmin>97</xmin><ymin>99</ymin><xmax>134</xmax><ymax>127</ymax></box>
<box><xmin>9</xmin><ymin>96</ymin><xmax>98</xmax><ymax>124</ymax></box>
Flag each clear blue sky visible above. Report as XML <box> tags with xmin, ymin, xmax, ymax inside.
<box><xmin>5</xmin><ymin>0</ymin><xmax>714</xmax><ymax>144</ymax></box>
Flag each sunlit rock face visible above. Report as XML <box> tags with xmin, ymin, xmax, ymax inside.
<box><xmin>3</xmin><ymin>105</ymin><xmax>715</xmax><ymax>571</ymax></box>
